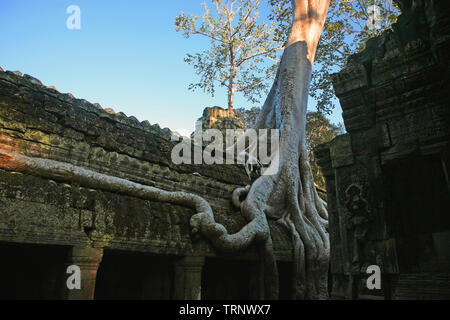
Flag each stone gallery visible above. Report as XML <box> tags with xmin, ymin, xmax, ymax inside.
<box><xmin>0</xmin><ymin>0</ymin><xmax>449</xmax><ymax>300</ymax></box>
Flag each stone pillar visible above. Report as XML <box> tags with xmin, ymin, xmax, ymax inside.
<box><xmin>173</xmin><ymin>256</ymin><xmax>205</xmax><ymax>300</ymax></box>
<box><xmin>62</xmin><ymin>246</ymin><xmax>103</xmax><ymax>300</ymax></box>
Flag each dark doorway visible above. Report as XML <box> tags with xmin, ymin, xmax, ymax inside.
<box><xmin>384</xmin><ymin>155</ymin><xmax>450</xmax><ymax>273</ymax></box>
<box><xmin>0</xmin><ymin>242</ymin><xmax>69</xmax><ymax>299</ymax></box>
<box><xmin>201</xmin><ymin>258</ymin><xmax>257</xmax><ymax>300</ymax></box>
<box><xmin>94</xmin><ymin>250</ymin><xmax>174</xmax><ymax>300</ymax></box>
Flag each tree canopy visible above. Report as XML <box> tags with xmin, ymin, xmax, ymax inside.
<box><xmin>236</xmin><ymin>106</ymin><xmax>261</xmax><ymax>128</ymax></box>
<box><xmin>305</xmin><ymin>112</ymin><xmax>343</xmax><ymax>188</ymax></box>
<box><xmin>269</xmin><ymin>0</ymin><xmax>400</xmax><ymax>114</ymax></box>
<box><xmin>175</xmin><ymin>0</ymin><xmax>282</xmax><ymax>109</ymax></box>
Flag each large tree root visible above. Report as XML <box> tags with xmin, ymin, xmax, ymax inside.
<box><xmin>0</xmin><ymin>147</ymin><xmax>271</xmax><ymax>253</ymax></box>
<box><xmin>220</xmin><ymin>37</ymin><xmax>330</xmax><ymax>299</ymax></box>
<box><xmin>0</xmin><ymin>147</ymin><xmax>286</xmax><ymax>298</ymax></box>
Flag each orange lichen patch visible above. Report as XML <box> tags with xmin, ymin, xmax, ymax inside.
<box><xmin>0</xmin><ymin>134</ymin><xmax>51</xmax><ymax>160</ymax></box>
<box><xmin>46</xmin><ymin>86</ymin><xmax>59</xmax><ymax>92</ymax></box>
<box><xmin>104</xmin><ymin>108</ymin><xmax>116</xmax><ymax>114</ymax></box>
<box><xmin>0</xmin><ymin>147</ymin><xmax>25</xmax><ymax>172</ymax></box>
<box><xmin>0</xmin><ymin>146</ymin><xmax>62</xmax><ymax>180</ymax></box>
<box><xmin>0</xmin><ymin>134</ymin><xmax>23</xmax><ymax>171</ymax></box>
<box><xmin>0</xmin><ymin>134</ymin><xmax>24</xmax><ymax>151</ymax></box>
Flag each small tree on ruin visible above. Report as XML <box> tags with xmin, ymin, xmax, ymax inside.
<box><xmin>175</xmin><ymin>0</ymin><xmax>283</xmax><ymax>109</ymax></box>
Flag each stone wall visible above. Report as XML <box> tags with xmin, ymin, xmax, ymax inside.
<box><xmin>0</xmin><ymin>69</ymin><xmax>293</xmax><ymax>299</ymax></box>
<box><xmin>316</xmin><ymin>0</ymin><xmax>450</xmax><ymax>300</ymax></box>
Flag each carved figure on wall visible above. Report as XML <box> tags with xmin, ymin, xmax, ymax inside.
<box><xmin>344</xmin><ymin>184</ymin><xmax>370</xmax><ymax>272</ymax></box>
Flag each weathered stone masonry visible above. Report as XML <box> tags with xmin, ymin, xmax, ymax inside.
<box><xmin>316</xmin><ymin>0</ymin><xmax>450</xmax><ymax>300</ymax></box>
<box><xmin>0</xmin><ymin>70</ymin><xmax>294</xmax><ymax>299</ymax></box>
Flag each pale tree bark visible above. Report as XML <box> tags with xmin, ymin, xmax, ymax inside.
<box><xmin>228</xmin><ymin>87</ymin><xmax>235</xmax><ymax>110</ymax></box>
<box><xmin>228</xmin><ymin>61</ymin><xmax>236</xmax><ymax>110</ymax></box>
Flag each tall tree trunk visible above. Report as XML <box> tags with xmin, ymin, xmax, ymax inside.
<box><xmin>207</xmin><ymin>0</ymin><xmax>331</xmax><ymax>299</ymax></box>
<box><xmin>228</xmin><ymin>48</ymin><xmax>236</xmax><ymax>110</ymax></box>
<box><xmin>251</xmin><ymin>0</ymin><xmax>330</xmax><ymax>299</ymax></box>
<box><xmin>228</xmin><ymin>86</ymin><xmax>234</xmax><ymax>110</ymax></box>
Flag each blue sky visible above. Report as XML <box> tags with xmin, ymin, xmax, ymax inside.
<box><xmin>0</xmin><ymin>0</ymin><xmax>344</xmax><ymax>136</ymax></box>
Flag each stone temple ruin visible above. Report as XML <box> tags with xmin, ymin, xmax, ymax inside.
<box><xmin>0</xmin><ymin>68</ymin><xmax>298</xmax><ymax>300</ymax></box>
<box><xmin>0</xmin><ymin>0</ymin><xmax>449</xmax><ymax>300</ymax></box>
<box><xmin>316</xmin><ymin>0</ymin><xmax>450</xmax><ymax>299</ymax></box>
